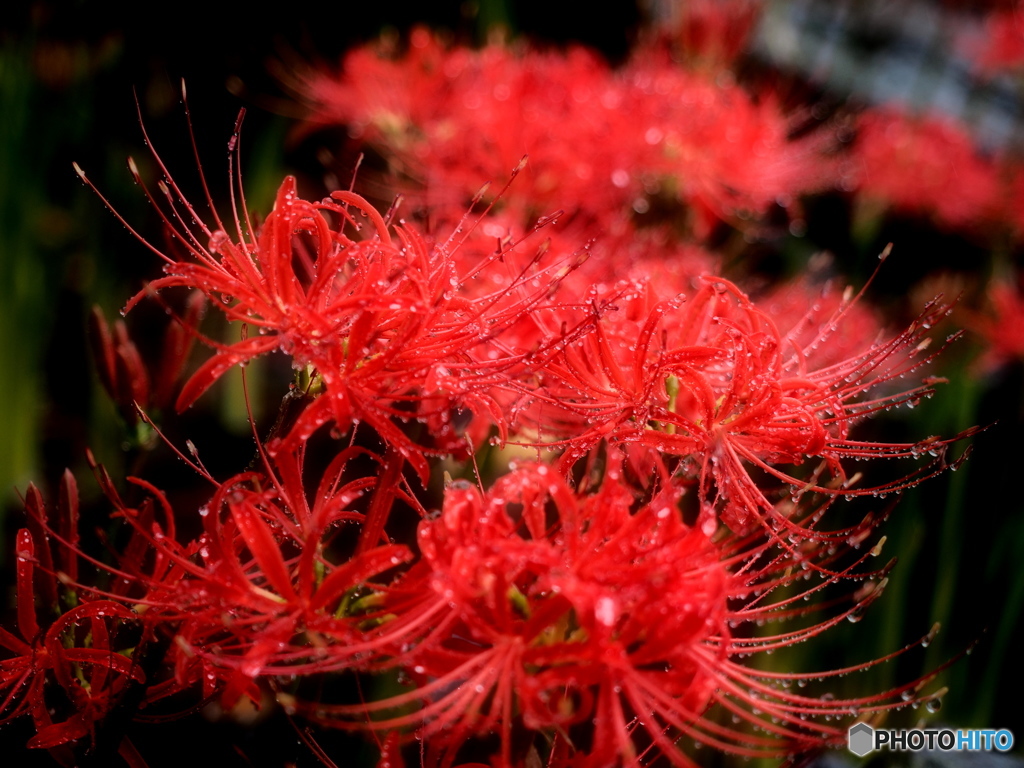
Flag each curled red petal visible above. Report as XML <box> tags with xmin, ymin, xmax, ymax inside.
<box><xmin>229</xmin><ymin>499</ymin><xmax>298</xmax><ymax>603</ymax></box>
<box><xmin>14</xmin><ymin>530</ymin><xmax>39</xmax><ymax>642</ymax></box>
<box><xmin>175</xmin><ymin>334</ymin><xmax>280</xmax><ymax>412</ymax></box>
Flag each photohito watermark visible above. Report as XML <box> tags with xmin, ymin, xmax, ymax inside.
<box><xmin>848</xmin><ymin>723</ymin><xmax>1015</xmax><ymax>757</ymax></box>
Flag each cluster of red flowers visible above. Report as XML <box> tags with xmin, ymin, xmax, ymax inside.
<box><xmin>851</xmin><ymin>109</ymin><xmax>1007</xmax><ymax>232</ymax></box>
<box><xmin>4</xmin><ymin>16</ymin><xmax>989</xmax><ymax>768</ymax></box>
<box><xmin>298</xmin><ymin>27</ymin><xmax>833</xmax><ymax>240</ymax></box>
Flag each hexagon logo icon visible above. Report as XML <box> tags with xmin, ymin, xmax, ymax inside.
<box><xmin>848</xmin><ymin>722</ymin><xmax>875</xmax><ymax>757</ymax></box>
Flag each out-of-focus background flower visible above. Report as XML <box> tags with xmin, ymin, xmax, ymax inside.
<box><xmin>1</xmin><ymin>0</ymin><xmax>1022</xmax><ymax>764</ymax></box>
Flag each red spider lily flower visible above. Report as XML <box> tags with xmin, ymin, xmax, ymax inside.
<box><xmin>92</xmin><ymin>438</ymin><xmax>419</xmax><ymax>709</ymax></box>
<box><xmin>970</xmin><ymin>279</ymin><xmax>1024</xmax><ymax>371</ymax></box>
<box><xmin>290</xmin><ymin>457</ymin><xmax>944</xmax><ymax>767</ymax></box>
<box><xmin>851</xmin><ymin>107</ymin><xmax>1005</xmax><ymax>233</ymax></box>
<box><xmin>297</xmin><ymin>29</ymin><xmax>642</xmax><ymax>226</ymax></box>
<box><xmin>518</xmin><ymin>270</ymin><xmax>974</xmax><ymax>537</ymax></box>
<box><xmin>297</xmin><ymin>29</ymin><xmax>836</xmax><ymax>239</ymax></box>
<box><xmin>288</xmin><ymin>461</ymin><xmax>728</xmax><ymax>766</ymax></box>
<box><xmin>623</xmin><ymin>54</ymin><xmax>838</xmax><ymax>237</ymax></box>
<box><xmin>76</xmin><ymin>111</ymin><xmax>582</xmax><ymax>482</ymax></box>
<box><xmin>2</xmin><ymin>477</ymin><xmax>145</xmax><ymax>758</ymax></box>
